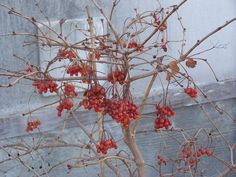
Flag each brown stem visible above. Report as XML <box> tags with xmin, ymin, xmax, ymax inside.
<box><xmin>133</xmin><ymin>57</ymin><xmax>164</xmax><ymax>132</ymax></box>
<box><xmin>123</xmin><ymin>128</ymin><xmax>146</xmax><ymax>177</ymax></box>
<box><xmin>128</xmin><ymin>0</ymin><xmax>188</xmax><ymax>54</ymax></box>
<box><xmin>216</xmin><ymin>166</ymin><xmax>236</xmax><ymax>177</ymax></box>
<box><xmin>180</xmin><ymin>17</ymin><xmax>236</xmax><ymax>60</ymax></box>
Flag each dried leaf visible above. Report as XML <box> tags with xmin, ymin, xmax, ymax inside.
<box><xmin>168</xmin><ymin>61</ymin><xmax>180</xmax><ymax>74</ymax></box>
<box><xmin>186</xmin><ymin>58</ymin><xmax>197</xmax><ymax>68</ymax></box>
<box><xmin>166</xmin><ymin>61</ymin><xmax>180</xmax><ymax>80</ymax></box>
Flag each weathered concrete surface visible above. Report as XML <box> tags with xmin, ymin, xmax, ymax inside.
<box><xmin>0</xmin><ymin>79</ymin><xmax>235</xmax><ymax>141</ymax></box>
<box><xmin>0</xmin><ymin>0</ymin><xmax>110</xmax><ymax>117</ymax></box>
<box><xmin>0</xmin><ymin>98</ymin><xmax>235</xmax><ymax>177</ymax></box>
<box><xmin>0</xmin><ymin>0</ymin><xmax>236</xmax><ymax>117</ymax></box>
<box><xmin>0</xmin><ymin>0</ymin><xmax>235</xmax><ymax>176</ymax></box>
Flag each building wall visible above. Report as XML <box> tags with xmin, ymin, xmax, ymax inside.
<box><xmin>0</xmin><ymin>98</ymin><xmax>235</xmax><ymax>177</ymax></box>
<box><xmin>0</xmin><ymin>0</ymin><xmax>235</xmax><ymax>176</ymax></box>
<box><xmin>0</xmin><ymin>0</ymin><xmax>236</xmax><ymax>116</ymax></box>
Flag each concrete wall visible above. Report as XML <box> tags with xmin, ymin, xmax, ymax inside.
<box><xmin>0</xmin><ymin>0</ymin><xmax>236</xmax><ymax>116</ymax></box>
<box><xmin>0</xmin><ymin>98</ymin><xmax>235</xmax><ymax>177</ymax></box>
<box><xmin>0</xmin><ymin>0</ymin><xmax>235</xmax><ymax>176</ymax></box>
<box><xmin>113</xmin><ymin>0</ymin><xmax>236</xmax><ymax>95</ymax></box>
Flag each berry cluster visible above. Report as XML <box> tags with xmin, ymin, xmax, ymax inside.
<box><xmin>184</xmin><ymin>87</ymin><xmax>197</xmax><ymax>98</ymax></box>
<box><xmin>181</xmin><ymin>144</ymin><xmax>194</xmax><ymax>160</ymax></box>
<box><xmin>194</xmin><ymin>148</ymin><xmax>213</xmax><ymax>158</ymax></box>
<box><xmin>181</xmin><ymin>144</ymin><xmax>197</xmax><ymax>167</ymax></box>
<box><xmin>155</xmin><ymin>118</ymin><xmax>171</xmax><ymax>130</ymax></box>
<box><xmin>57</xmin><ymin>49</ymin><xmax>77</xmax><ymax>61</ymax></box>
<box><xmin>181</xmin><ymin>144</ymin><xmax>213</xmax><ymax>168</ymax></box>
<box><xmin>96</xmin><ymin>138</ymin><xmax>117</xmax><ymax>154</ymax></box>
<box><xmin>33</xmin><ymin>80</ymin><xmax>58</xmax><ymax>94</ymax></box>
<box><xmin>66</xmin><ymin>63</ymin><xmax>83</xmax><ymax>76</ymax></box>
<box><xmin>104</xmin><ymin>99</ymin><xmax>140</xmax><ymax>128</ymax></box>
<box><xmin>80</xmin><ymin>85</ymin><xmax>106</xmax><ymax>112</ymax></box>
<box><xmin>123</xmin><ymin>41</ymin><xmax>144</xmax><ymax>51</ymax></box>
<box><xmin>154</xmin><ymin>104</ymin><xmax>175</xmax><ymax>129</ymax></box>
<box><xmin>157</xmin><ymin>155</ymin><xmax>167</xmax><ymax>166</ymax></box>
<box><xmin>67</xmin><ymin>63</ymin><xmax>93</xmax><ymax>82</ymax></box>
<box><xmin>151</xmin><ymin>13</ymin><xmax>167</xmax><ymax>31</ymax></box>
<box><xmin>26</xmin><ymin>119</ymin><xmax>41</xmax><ymax>132</ymax></box>
<box><xmin>64</xmin><ymin>84</ymin><xmax>78</xmax><ymax>97</ymax></box>
<box><xmin>127</xmin><ymin>41</ymin><xmax>138</xmax><ymax>48</ymax></box>
<box><xmin>57</xmin><ymin>98</ymin><xmax>74</xmax><ymax>117</ymax></box>
<box><xmin>108</xmin><ymin>70</ymin><xmax>126</xmax><ymax>85</ymax></box>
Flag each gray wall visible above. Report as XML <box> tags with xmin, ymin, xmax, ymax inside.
<box><xmin>0</xmin><ymin>0</ymin><xmax>236</xmax><ymax>116</ymax></box>
<box><xmin>0</xmin><ymin>0</ymin><xmax>235</xmax><ymax>177</ymax></box>
<box><xmin>0</xmin><ymin>98</ymin><xmax>235</xmax><ymax>177</ymax></box>
<box><xmin>113</xmin><ymin>0</ymin><xmax>236</xmax><ymax>95</ymax></box>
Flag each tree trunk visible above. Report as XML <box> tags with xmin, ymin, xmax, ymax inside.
<box><xmin>123</xmin><ymin>129</ymin><xmax>146</xmax><ymax>177</ymax></box>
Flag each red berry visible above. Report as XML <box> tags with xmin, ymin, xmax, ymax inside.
<box><xmin>96</xmin><ymin>138</ymin><xmax>117</xmax><ymax>154</ymax></box>
<box><xmin>26</xmin><ymin>119</ymin><xmax>41</xmax><ymax>132</ymax></box>
<box><xmin>184</xmin><ymin>87</ymin><xmax>197</xmax><ymax>98</ymax></box>
<box><xmin>104</xmin><ymin>99</ymin><xmax>140</xmax><ymax>128</ymax></box>
<box><xmin>108</xmin><ymin>70</ymin><xmax>126</xmax><ymax>85</ymax></box>
<box><xmin>57</xmin><ymin>98</ymin><xmax>73</xmax><ymax>117</ymax></box>
<box><xmin>64</xmin><ymin>84</ymin><xmax>78</xmax><ymax>97</ymax></box>
<box><xmin>154</xmin><ymin>104</ymin><xmax>174</xmax><ymax>130</ymax></box>
<box><xmin>57</xmin><ymin>49</ymin><xmax>77</xmax><ymax>61</ymax></box>
<box><xmin>33</xmin><ymin>80</ymin><xmax>58</xmax><ymax>94</ymax></box>
<box><xmin>80</xmin><ymin>85</ymin><xmax>106</xmax><ymax>113</ymax></box>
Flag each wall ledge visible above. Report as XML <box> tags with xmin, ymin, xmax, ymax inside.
<box><xmin>0</xmin><ymin>79</ymin><xmax>235</xmax><ymax>140</ymax></box>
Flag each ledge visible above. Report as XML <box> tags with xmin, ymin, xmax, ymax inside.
<box><xmin>0</xmin><ymin>79</ymin><xmax>235</xmax><ymax>140</ymax></box>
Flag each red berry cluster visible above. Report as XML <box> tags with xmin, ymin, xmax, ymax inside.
<box><xmin>57</xmin><ymin>49</ymin><xmax>77</xmax><ymax>61</ymax></box>
<box><xmin>33</xmin><ymin>80</ymin><xmax>58</xmax><ymax>94</ymax></box>
<box><xmin>194</xmin><ymin>148</ymin><xmax>213</xmax><ymax>158</ymax></box>
<box><xmin>181</xmin><ymin>144</ymin><xmax>212</xmax><ymax>168</ymax></box>
<box><xmin>104</xmin><ymin>99</ymin><xmax>140</xmax><ymax>128</ymax></box>
<box><xmin>67</xmin><ymin>63</ymin><xmax>93</xmax><ymax>82</ymax></box>
<box><xmin>96</xmin><ymin>138</ymin><xmax>117</xmax><ymax>154</ymax></box>
<box><xmin>181</xmin><ymin>144</ymin><xmax>197</xmax><ymax>167</ymax></box>
<box><xmin>181</xmin><ymin>144</ymin><xmax>193</xmax><ymax>160</ymax></box>
<box><xmin>151</xmin><ymin>13</ymin><xmax>167</xmax><ymax>31</ymax></box>
<box><xmin>57</xmin><ymin>98</ymin><xmax>74</xmax><ymax>117</ymax></box>
<box><xmin>154</xmin><ymin>104</ymin><xmax>175</xmax><ymax>129</ymax></box>
<box><xmin>80</xmin><ymin>85</ymin><xmax>106</xmax><ymax>112</ymax></box>
<box><xmin>157</xmin><ymin>155</ymin><xmax>167</xmax><ymax>166</ymax></box>
<box><xmin>123</xmin><ymin>41</ymin><xmax>144</xmax><ymax>51</ymax></box>
<box><xmin>184</xmin><ymin>87</ymin><xmax>197</xmax><ymax>98</ymax></box>
<box><xmin>64</xmin><ymin>84</ymin><xmax>78</xmax><ymax>97</ymax></box>
<box><xmin>66</xmin><ymin>63</ymin><xmax>83</xmax><ymax>76</ymax></box>
<box><xmin>127</xmin><ymin>41</ymin><xmax>138</xmax><ymax>48</ymax></box>
<box><xmin>108</xmin><ymin>70</ymin><xmax>126</xmax><ymax>85</ymax></box>
<box><xmin>26</xmin><ymin>119</ymin><xmax>41</xmax><ymax>132</ymax></box>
